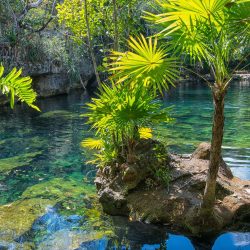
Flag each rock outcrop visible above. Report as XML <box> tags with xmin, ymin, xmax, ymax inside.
<box><xmin>29</xmin><ymin>57</ymin><xmax>95</xmax><ymax>97</ymax></box>
<box><xmin>0</xmin><ymin>50</ymin><xmax>95</xmax><ymax>106</ymax></box>
<box><xmin>95</xmin><ymin>141</ymin><xmax>250</xmax><ymax>236</ymax></box>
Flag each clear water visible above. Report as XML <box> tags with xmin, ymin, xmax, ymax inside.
<box><xmin>0</xmin><ymin>80</ymin><xmax>249</xmax><ymax>250</ymax></box>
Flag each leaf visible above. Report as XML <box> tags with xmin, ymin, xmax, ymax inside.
<box><xmin>109</xmin><ymin>34</ymin><xmax>179</xmax><ymax>94</ymax></box>
<box><xmin>139</xmin><ymin>127</ymin><xmax>153</xmax><ymax>139</ymax></box>
<box><xmin>81</xmin><ymin>138</ymin><xmax>104</xmax><ymax>150</ymax></box>
<box><xmin>0</xmin><ymin>65</ymin><xmax>39</xmax><ymax>110</ymax></box>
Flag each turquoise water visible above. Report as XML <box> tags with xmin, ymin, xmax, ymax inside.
<box><xmin>162</xmin><ymin>80</ymin><xmax>250</xmax><ymax>180</ymax></box>
<box><xmin>0</xmin><ymin>80</ymin><xmax>249</xmax><ymax>249</ymax></box>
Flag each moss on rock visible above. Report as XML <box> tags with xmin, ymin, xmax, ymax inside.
<box><xmin>21</xmin><ymin>178</ymin><xmax>96</xmax><ymax>201</ymax></box>
<box><xmin>0</xmin><ymin>198</ymin><xmax>56</xmax><ymax>241</ymax></box>
<box><xmin>0</xmin><ymin>177</ymin><xmax>114</xmax><ymax>246</ymax></box>
<box><xmin>0</xmin><ymin>151</ymin><xmax>43</xmax><ymax>174</ymax></box>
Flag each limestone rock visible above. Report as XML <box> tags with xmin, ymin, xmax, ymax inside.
<box><xmin>192</xmin><ymin>142</ymin><xmax>211</xmax><ymax>160</ymax></box>
<box><xmin>192</xmin><ymin>142</ymin><xmax>233</xmax><ymax>179</ymax></box>
<box><xmin>95</xmin><ymin>141</ymin><xmax>250</xmax><ymax>236</ymax></box>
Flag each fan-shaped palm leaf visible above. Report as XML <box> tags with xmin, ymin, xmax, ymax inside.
<box><xmin>81</xmin><ymin>138</ymin><xmax>104</xmax><ymax>150</ymax></box>
<box><xmin>109</xmin><ymin>35</ymin><xmax>179</xmax><ymax>93</ymax></box>
<box><xmin>145</xmin><ymin>0</ymin><xmax>250</xmax><ymax>68</ymax></box>
<box><xmin>139</xmin><ymin>127</ymin><xmax>153</xmax><ymax>139</ymax></box>
<box><xmin>144</xmin><ymin>0</ymin><xmax>228</xmax><ymax>36</ymax></box>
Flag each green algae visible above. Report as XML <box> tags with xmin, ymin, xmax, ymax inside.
<box><xmin>21</xmin><ymin>178</ymin><xmax>98</xmax><ymax>218</ymax></box>
<box><xmin>0</xmin><ymin>178</ymin><xmax>102</xmax><ymax>243</ymax></box>
<box><xmin>38</xmin><ymin>110</ymin><xmax>79</xmax><ymax>119</ymax></box>
<box><xmin>21</xmin><ymin>178</ymin><xmax>96</xmax><ymax>202</ymax></box>
<box><xmin>0</xmin><ymin>151</ymin><xmax>43</xmax><ymax>174</ymax></box>
<box><xmin>21</xmin><ymin>178</ymin><xmax>114</xmax><ymax>236</ymax></box>
<box><xmin>0</xmin><ymin>136</ymin><xmax>47</xmax><ymax>151</ymax></box>
<box><xmin>0</xmin><ymin>198</ymin><xmax>56</xmax><ymax>241</ymax></box>
<box><xmin>0</xmin><ymin>178</ymin><xmax>113</xmax><ymax>246</ymax></box>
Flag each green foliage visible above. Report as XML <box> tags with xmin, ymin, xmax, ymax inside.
<box><xmin>0</xmin><ymin>65</ymin><xmax>39</xmax><ymax>110</ymax></box>
<box><xmin>56</xmin><ymin>0</ymin><xmax>150</xmax><ymax>48</ymax></box>
<box><xmin>154</xmin><ymin>167</ymin><xmax>171</xmax><ymax>186</ymax></box>
<box><xmin>57</xmin><ymin>0</ymin><xmax>90</xmax><ymax>42</ymax></box>
<box><xmin>145</xmin><ymin>0</ymin><xmax>250</xmax><ymax>84</ymax></box>
<box><xmin>150</xmin><ymin>143</ymin><xmax>171</xmax><ymax>186</ymax></box>
<box><xmin>82</xmin><ymin>82</ymin><xmax>173</xmax><ymax>166</ymax></box>
<box><xmin>82</xmin><ymin>32</ymin><xmax>178</xmax><ymax>167</ymax></box>
<box><xmin>109</xmin><ymin>34</ymin><xmax>179</xmax><ymax>93</ymax></box>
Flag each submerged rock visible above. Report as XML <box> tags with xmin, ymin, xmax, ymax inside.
<box><xmin>95</xmin><ymin>141</ymin><xmax>250</xmax><ymax>236</ymax></box>
<box><xmin>0</xmin><ymin>198</ymin><xmax>56</xmax><ymax>242</ymax></box>
<box><xmin>0</xmin><ymin>151</ymin><xmax>43</xmax><ymax>174</ymax></box>
<box><xmin>0</xmin><ymin>177</ymin><xmax>113</xmax><ymax>247</ymax></box>
<box><xmin>38</xmin><ymin>110</ymin><xmax>79</xmax><ymax>119</ymax></box>
<box><xmin>37</xmin><ymin>229</ymin><xmax>108</xmax><ymax>250</ymax></box>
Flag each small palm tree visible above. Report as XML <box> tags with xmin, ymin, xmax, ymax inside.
<box><xmin>144</xmin><ymin>0</ymin><xmax>250</xmax><ymax>212</ymax></box>
<box><xmin>0</xmin><ymin>65</ymin><xmax>39</xmax><ymax>110</ymax></box>
<box><xmin>83</xmin><ymin>35</ymin><xmax>178</xmax><ymax>166</ymax></box>
<box><xmin>82</xmin><ymin>83</ymin><xmax>173</xmax><ymax>166</ymax></box>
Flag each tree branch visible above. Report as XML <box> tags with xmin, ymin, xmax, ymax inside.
<box><xmin>18</xmin><ymin>0</ymin><xmax>44</xmax><ymax>22</ymax></box>
<box><xmin>19</xmin><ymin>0</ymin><xmax>57</xmax><ymax>33</ymax></box>
<box><xmin>28</xmin><ymin>0</ymin><xmax>43</xmax><ymax>9</ymax></box>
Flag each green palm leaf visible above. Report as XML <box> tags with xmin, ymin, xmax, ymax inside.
<box><xmin>144</xmin><ymin>0</ymin><xmax>250</xmax><ymax>75</ymax></box>
<box><xmin>81</xmin><ymin>138</ymin><xmax>104</xmax><ymax>150</ymax></box>
<box><xmin>0</xmin><ymin>65</ymin><xmax>39</xmax><ymax>110</ymax></box>
<box><xmin>109</xmin><ymin>34</ymin><xmax>179</xmax><ymax>93</ymax></box>
<box><xmin>144</xmin><ymin>0</ymin><xmax>228</xmax><ymax>36</ymax></box>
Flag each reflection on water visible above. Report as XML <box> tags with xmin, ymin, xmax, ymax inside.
<box><xmin>0</xmin><ymin>81</ymin><xmax>249</xmax><ymax>249</ymax></box>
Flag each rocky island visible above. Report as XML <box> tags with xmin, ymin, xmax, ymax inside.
<box><xmin>95</xmin><ymin>142</ymin><xmax>250</xmax><ymax>236</ymax></box>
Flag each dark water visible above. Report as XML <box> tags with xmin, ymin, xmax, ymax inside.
<box><xmin>0</xmin><ymin>80</ymin><xmax>249</xmax><ymax>250</ymax></box>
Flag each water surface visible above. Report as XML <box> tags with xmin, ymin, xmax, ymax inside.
<box><xmin>0</xmin><ymin>80</ymin><xmax>249</xmax><ymax>249</ymax></box>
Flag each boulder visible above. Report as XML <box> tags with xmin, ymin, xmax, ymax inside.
<box><xmin>95</xmin><ymin>141</ymin><xmax>250</xmax><ymax>236</ymax></box>
<box><xmin>192</xmin><ymin>142</ymin><xmax>233</xmax><ymax>179</ymax></box>
<box><xmin>191</xmin><ymin>142</ymin><xmax>211</xmax><ymax>160</ymax></box>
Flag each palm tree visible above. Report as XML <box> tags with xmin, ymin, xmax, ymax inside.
<box><xmin>82</xmin><ymin>82</ymin><xmax>173</xmax><ymax>166</ymax></box>
<box><xmin>0</xmin><ymin>65</ymin><xmax>39</xmax><ymax>110</ymax></box>
<box><xmin>144</xmin><ymin>0</ymin><xmax>250</xmax><ymax>212</ymax></box>
<box><xmin>82</xmin><ymin>35</ymin><xmax>179</xmax><ymax>167</ymax></box>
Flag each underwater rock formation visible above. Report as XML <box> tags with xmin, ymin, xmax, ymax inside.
<box><xmin>0</xmin><ymin>178</ymin><xmax>111</xmax><ymax>247</ymax></box>
<box><xmin>95</xmin><ymin>141</ymin><xmax>250</xmax><ymax>236</ymax></box>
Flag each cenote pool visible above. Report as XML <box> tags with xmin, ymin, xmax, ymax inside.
<box><xmin>0</xmin><ymin>80</ymin><xmax>249</xmax><ymax>250</ymax></box>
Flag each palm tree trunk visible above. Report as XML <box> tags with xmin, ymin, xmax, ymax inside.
<box><xmin>202</xmin><ymin>87</ymin><xmax>225</xmax><ymax>211</ymax></box>
<box><xmin>83</xmin><ymin>0</ymin><xmax>101</xmax><ymax>85</ymax></box>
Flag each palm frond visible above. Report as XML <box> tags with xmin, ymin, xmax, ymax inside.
<box><xmin>81</xmin><ymin>138</ymin><xmax>104</xmax><ymax>150</ymax></box>
<box><xmin>144</xmin><ymin>0</ymin><xmax>228</xmax><ymax>36</ymax></box>
<box><xmin>0</xmin><ymin>65</ymin><xmax>39</xmax><ymax>110</ymax></box>
<box><xmin>145</xmin><ymin>0</ymin><xmax>249</xmax><ymax>68</ymax></box>
<box><xmin>139</xmin><ymin>127</ymin><xmax>153</xmax><ymax>139</ymax></box>
<box><xmin>109</xmin><ymin>35</ymin><xmax>179</xmax><ymax>93</ymax></box>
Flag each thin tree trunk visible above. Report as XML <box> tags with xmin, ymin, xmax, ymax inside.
<box><xmin>83</xmin><ymin>0</ymin><xmax>101</xmax><ymax>85</ymax></box>
<box><xmin>112</xmin><ymin>0</ymin><xmax>119</xmax><ymax>51</ymax></box>
<box><xmin>202</xmin><ymin>87</ymin><xmax>225</xmax><ymax>211</ymax></box>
